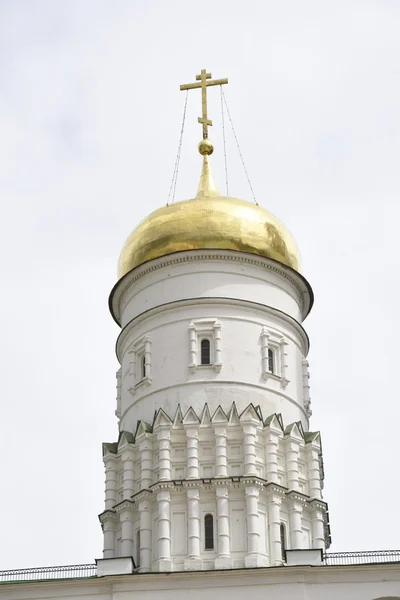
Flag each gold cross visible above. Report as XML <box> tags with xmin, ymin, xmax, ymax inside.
<box><xmin>180</xmin><ymin>69</ymin><xmax>228</xmax><ymax>140</ymax></box>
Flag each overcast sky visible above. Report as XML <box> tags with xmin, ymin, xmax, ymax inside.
<box><xmin>1</xmin><ymin>0</ymin><xmax>399</xmax><ymax>570</ymax></box>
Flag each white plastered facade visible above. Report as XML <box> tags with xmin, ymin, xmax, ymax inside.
<box><xmin>100</xmin><ymin>249</ymin><xmax>329</xmax><ymax>572</ymax></box>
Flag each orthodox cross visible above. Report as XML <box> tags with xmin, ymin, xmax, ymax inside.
<box><xmin>180</xmin><ymin>69</ymin><xmax>228</xmax><ymax>139</ymax></box>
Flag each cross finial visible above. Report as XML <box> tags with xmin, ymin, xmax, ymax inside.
<box><xmin>180</xmin><ymin>69</ymin><xmax>228</xmax><ymax>155</ymax></box>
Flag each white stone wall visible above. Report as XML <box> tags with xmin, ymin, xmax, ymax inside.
<box><xmin>103</xmin><ymin>249</ymin><xmax>324</xmax><ymax>572</ymax></box>
<box><xmin>2</xmin><ymin>565</ymin><xmax>400</xmax><ymax>600</ymax></box>
<box><xmin>116</xmin><ymin>300</ymin><xmax>310</xmax><ymax>431</ymax></box>
<box><xmin>100</xmin><ymin>404</ymin><xmax>327</xmax><ymax>571</ymax></box>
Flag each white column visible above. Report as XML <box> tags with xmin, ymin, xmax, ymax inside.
<box><xmin>104</xmin><ymin>457</ymin><xmax>118</xmax><ymax>509</ymax></box>
<box><xmin>261</xmin><ymin>327</ymin><xmax>270</xmax><ymax>378</ymax></box>
<box><xmin>157</xmin><ymin>489</ymin><xmax>172</xmax><ymax>571</ymax></box>
<box><xmin>310</xmin><ymin>501</ymin><xmax>326</xmax><ymax>550</ymax></box>
<box><xmin>186</xmin><ymin>428</ymin><xmax>199</xmax><ymax>479</ymax></box>
<box><xmin>286</xmin><ymin>440</ymin><xmax>300</xmax><ymax>491</ymax></box>
<box><xmin>244</xmin><ymin>485</ymin><xmax>267</xmax><ymax>567</ymax></box>
<box><xmin>289</xmin><ymin>498</ymin><xmax>304</xmax><ymax>549</ymax></box>
<box><xmin>214</xmin><ymin>320</ymin><xmax>222</xmax><ymax>370</ymax></box>
<box><xmin>140</xmin><ymin>437</ymin><xmax>153</xmax><ymax>489</ymax></box>
<box><xmin>267</xmin><ymin>492</ymin><xmax>283</xmax><ymax>566</ymax></box>
<box><xmin>307</xmin><ymin>443</ymin><xmax>322</xmax><ymax>499</ymax></box>
<box><xmin>102</xmin><ymin>515</ymin><xmax>116</xmax><ymax>558</ymax></box>
<box><xmin>122</xmin><ymin>449</ymin><xmax>135</xmax><ymax>499</ymax></box>
<box><xmin>215</xmin><ymin>485</ymin><xmax>232</xmax><ymax>569</ymax></box>
<box><xmin>184</xmin><ymin>487</ymin><xmax>201</xmax><ymax>570</ymax></box>
<box><xmin>214</xmin><ymin>426</ymin><xmax>228</xmax><ymax>478</ymax></box>
<box><xmin>243</xmin><ymin>424</ymin><xmax>257</xmax><ymax>476</ymax></box>
<box><xmin>265</xmin><ymin>430</ymin><xmax>281</xmax><ymax>483</ymax></box>
<box><xmin>138</xmin><ymin>496</ymin><xmax>152</xmax><ymax>571</ymax></box>
<box><xmin>120</xmin><ymin>505</ymin><xmax>134</xmax><ymax>557</ymax></box>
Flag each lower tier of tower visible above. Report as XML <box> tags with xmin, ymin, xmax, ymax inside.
<box><xmin>100</xmin><ymin>403</ymin><xmax>330</xmax><ymax>572</ymax></box>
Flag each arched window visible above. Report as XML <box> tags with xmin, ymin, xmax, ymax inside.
<box><xmin>201</xmin><ymin>339</ymin><xmax>211</xmax><ymax>365</ymax></box>
<box><xmin>268</xmin><ymin>348</ymin><xmax>274</xmax><ymax>373</ymax></box>
<box><xmin>280</xmin><ymin>523</ymin><xmax>286</xmax><ymax>561</ymax></box>
<box><xmin>141</xmin><ymin>355</ymin><xmax>146</xmax><ymax>379</ymax></box>
<box><xmin>136</xmin><ymin>529</ymin><xmax>140</xmax><ymax>567</ymax></box>
<box><xmin>204</xmin><ymin>514</ymin><xmax>214</xmax><ymax>550</ymax></box>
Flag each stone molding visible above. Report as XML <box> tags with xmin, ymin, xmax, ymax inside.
<box><xmin>110</xmin><ymin>250</ymin><xmax>313</xmax><ymax>324</ymax></box>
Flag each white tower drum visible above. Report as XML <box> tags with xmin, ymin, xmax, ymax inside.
<box><xmin>100</xmin><ymin>70</ymin><xmax>330</xmax><ymax>572</ymax></box>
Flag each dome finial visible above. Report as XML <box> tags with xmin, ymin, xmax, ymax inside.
<box><xmin>180</xmin><ymin>69</ymin><xmax>228</xmax><ymax>198</ymax></box>
<box><xmin>196</xmin><ymin>154</ymin><xmax>220</xmax><ymax>198</ymax></box>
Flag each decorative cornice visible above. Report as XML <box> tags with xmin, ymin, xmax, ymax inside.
<box><xmin>98</xmin><ymin>509</ymin><xmax>117</xmax><ymax>524</ymax></box>
<box><xmin>287</xmin><ymin>490</ymin><xmax>309</xmax><ymax>507</ymax></box>
<box><xmin>264</xmin><ymin>482</ymin><xmax>288</xmax><ymax>497</ymax></box>
<box><xmin>150</xmin><ymin>481</ymin><xmax>175</xmax><ymax>493</ymax></box>
<box><xmin>109</xmin><ymin>250</ymin><xmax>313</xmax><ymax>325</ymax></box>
<box><xmin>241</xmin><ymin>476</ymin><xmax>266</xmax><ymax>488</ymax></box>
<box><xmin>113</xmin><ymin>499</ymin><xmax>135</xmax><ymax>514</ymax></box>
<box><xmin>132</xmin><ymin>489</ymin><xmax>153</xmax><ymax>503</ymax></box>
<box><xmin>308</xmin><ymin>498</ymin><xmax>328</xmax><ymax>512</ymax></box>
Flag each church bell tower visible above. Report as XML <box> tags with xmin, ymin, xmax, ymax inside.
<box><xmin>99</xmin><ymin>69</ymin><xmax>330</xmax><ymax>572</ymax></box>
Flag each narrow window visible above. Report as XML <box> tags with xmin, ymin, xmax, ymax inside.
<box><xmin>136</xmin><ymin>529</ymin><xmax>140</xmax><ymax>567</ymax></box>
<box><xmin>280</xmin><ymin>523</ymin><xmax>286</xmax><ymax>561</ymax></box>
<box><xmin>200</xmin><ymin>339</ymin><xmax>211</xmax><ymax>365</ymax></box>
<box><xmin>204</xmin><ymin>514</ymin><xmax>214</xmax><ymax>550</ymax></box>
<box><xmin>141</xmin><ymin>355</ymin><xmax>146</xmax><ymax>379</ymax></box>
<box><xmin>268</xmin><ymin>348</ymin><xmax>274</xmax><ymax>373</ymax></box>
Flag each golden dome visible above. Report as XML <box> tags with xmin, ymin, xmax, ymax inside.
<box><xmin>118</xmin><ymin>157</ymin><xmax>300</xmax><ymax>279</ymax></box>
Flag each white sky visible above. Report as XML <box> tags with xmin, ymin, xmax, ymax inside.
<box><xmin>1</xmin><ymin>0</ymin><xmax>399</xmax><ymax>570</ymax></box>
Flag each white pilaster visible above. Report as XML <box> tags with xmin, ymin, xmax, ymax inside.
<box><xmin>157</xmin><ymin>429</ymin><xmax>171</xmax><ymax>481</ymax></box>
<box><xmin>184</xmin><ymin>487</ymin><xmax>202</xmax><ymax>570</ymax></box>
<box><xmin>185</xmin><ymin>428</ymin><xmax>199</xmax><ymax>479</ymax></box>
<box><xmin>144</xmin><ymin>335</ymin><xmax>152</xmax><ymax>383</ymax></box>
<box><xmin>215</xmin><ymin>485</ymin><xmax>232</xmax><ymax>569</ymax></box>
<box><xmin>157</xmin><ymin>488</ymin><xmax>172</xmax><ymax>571</ymax></box>
<box><xmin>122</xmin><ymin>449</ymin><xmax>135</xmax><ymax>499</ymax></box>
<box><xmin>101</xmin><ymin>512</ymin><xmax>117</xmax><ymax>559</ymax></box>
<box><xmin>214</xmin><ymin>426</ymin><xmax>228</xmax><ymax>478</ymax></box>
<box><xmin>307</xmin><ymin>442</ymin><xmax>322</xmax><ymax>499</ymax></box>
<box><xmin>266</xmin><ymin>489</ymin><xmax>284</xmax><ymax>566</ymax></box>
<box><xmin>243</xmin><ymin>424</ymin><xmax>257</xmax><ymax>476</ymax></box>
<box><xmin>310</xmin><ymin>500</ymin><xmax>326</xmax><ymax>550</ymax></box>
<box><xmin>264</xmin><ymin>423</ymin><xmax>282</xmax><ymax>483</ymax></box>
<box><xmin>189</xmin><ymin>322</ymin><xmax>197</xmax><ymax>372</ymax></box>
<box><xmin>139</xmin><ymin>437</ymin><xmax>153</xmax><ymax>489</ymax></box>
<box><xmin>104</xmin><ymin>456</ymin><xmax>118</xmax><ymax>509</ymax></box>
<box><xmin>288</xmin><ymin>495</ymin><xmax>306</xmax><ymax>549</ymax></box>
<box><xmin>119</xmin><ymin>502</ymin><xmax>134</xmax><ymax>557</ymax></box>
<box><xmin>279</xmin><ymin>337</ymin><xmax>289</xmax><ymax>388</ymax></box>
<box><xmin>302</xmin><ymin>359</ymin><xmax>312</xmax><ymax>418</ymax></box>
<box><xmin>285</xmin><ymin>438</ymin><xmax>301</xmax><ymax>491</ymax></box>
<box><xmin>213</xmin><ymin>320</ymin><xmax>222</xmax><ymax>371</ymax></box>
<box><xmin>261</xmin><ymin>327</ymin><xmax>271</xmax><ymax>379</ymax></box>
<box><xmin>138</xmin><ymin>494</ymin><xmax>152</xmax><ymax>572</ymax></box>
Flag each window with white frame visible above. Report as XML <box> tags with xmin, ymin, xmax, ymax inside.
<box><xmin>127</xmin><ymin>334</ymin><xmax>152</xmax><ymax>395</ymax></box>
<box><xmin>188</xmin><ymin>319</ymin><xmax>222</xmax><ymax>372</ymax></box>
<box><xmin>260</xmin><ymin>327</ymin><xmax>289</xmax><ymax>388</ymax></box>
